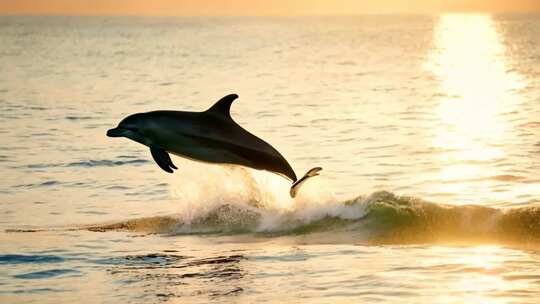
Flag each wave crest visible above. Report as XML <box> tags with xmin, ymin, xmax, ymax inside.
<box><xmin>81</xmin><ymin>191</ymin><xmax>540</xmax><ymax>246</ymax></box>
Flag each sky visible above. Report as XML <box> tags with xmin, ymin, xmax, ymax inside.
<box><xmin>1</xmin><ymin>0</ymin><xmax>539</xmax><ymax>16</ymax></box>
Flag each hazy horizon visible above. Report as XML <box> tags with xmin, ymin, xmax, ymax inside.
<box><xmin>1</xmin><ymin>0</ymin><xmax>540</xmax><ymax>16</ymax></box>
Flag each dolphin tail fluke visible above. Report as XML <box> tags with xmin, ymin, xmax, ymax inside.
<box><xmin>289</xmin><ymin>167</ymin><xmax>322</xmax><ymax>198</ymax></box>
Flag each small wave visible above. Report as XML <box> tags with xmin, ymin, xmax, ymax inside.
<box><xmin>73</xmin><ymin>191</ymin><xmax>540</xmax><ymax>247</ymax></box>
<box><xmin>95</xmin><ymin>253</ymin><xmax>188</xmax><ymax>267</ymax></box>
<box><xmin>64</xmin><ymin>116</ymin><xmax>95</xmax><ymax>121</ymax></box>
<box><xmin>8</xmin><ymin>188</ymin><xmax>540</xmax><ymax>247</ymax></box>
<box><xmin>4</xmin><ymin>287</ymin><xmax>68</xmax><ymax>294</ymax></box>
<box><xmin>0</xmin><ymin>254</ymin><xmax>64</xmax><ymax>264</ymax></box>
<box><xmin>13</xmin><ymin>180</ymin><xmax>61</xmax><ymax>189</ymax></box>
<box><xmin>40</xmin><ymin>180</ymin><xmax>59</xmax><ymax>186</ymax></box>
<box><xmin>13</xmin><ymin>269</ymin><xmax>81</xmax><ymax>280</ymax></box>
<box><xmin>436</xmin><ymin>174</ymin><xmax>530</xmax><ymax>183</ymax></box>
<box><xmin>66</xmin><ymin>159</ymin><xmax>149</xmax><ymax>167</ymax></box>
<box><xmin>95</xmin><ymin>253</ymin><xmax>245</xmax><ymax>300</ymax></box>
<box><xmin>21</xmin><ymin>159</ymin><xmax>149</xmax><ymax>169</ymax></box>
<box><xmin>490</xmin><ymin>174</ymin><xmax>528</xmax><ymax>182</ymax></box>
<box><xmin>337</xmin><ymin>60</ymin><xmax>357</xmax><ymax>66</ymax></box>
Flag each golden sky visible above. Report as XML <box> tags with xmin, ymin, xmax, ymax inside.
<box><xmin>1</xmin><ymin>0</ymin><xmax>539</xmax><ymax>16</ymax></box>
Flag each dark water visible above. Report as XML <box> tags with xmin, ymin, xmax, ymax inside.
<box><xmin>1</xmin><ymin>14</ymin><xmax>540</xmax><ymax>303</ymax></box>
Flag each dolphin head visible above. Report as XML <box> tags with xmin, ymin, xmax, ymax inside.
<box><xmin>107</xmin><ymin>113</ymin><xmax>153</xmax><ymax>146</ymax></box>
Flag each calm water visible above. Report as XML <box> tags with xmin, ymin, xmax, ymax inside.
<box><xmin>1</xmin><ymin>14</ymin><xmax>540</xmax><ymax>303</ymax></box>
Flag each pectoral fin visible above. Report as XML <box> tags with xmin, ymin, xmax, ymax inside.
<box><xmin>150</xmin><ymin>147</ymin><xmax>178</xmax><ymax>173</ymax></box>
<box><xmin>290</xmin><ymin>167</ymin><xmax>322</xmax><ymax>198</ymax></box>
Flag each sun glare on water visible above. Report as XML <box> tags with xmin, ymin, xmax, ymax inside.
<box><xmin>425</xmin><ymin>14</ymin><xmax>525</xmax><ymax>202</ymax></box>
<box><xmin>428</xmin><ymin>246</ymin><xmax>530</xmax><ymax>304</ymax></box>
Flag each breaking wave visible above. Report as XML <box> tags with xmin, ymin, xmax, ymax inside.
<box><xmin>8</xmin><ymin>163</ymin><xmax>540</xmax><ymax>247</ymax></box>
<box><xmin>80</xmin><ymin>190</ymin><xmax>540</xmax><ymax>246</ymax></box>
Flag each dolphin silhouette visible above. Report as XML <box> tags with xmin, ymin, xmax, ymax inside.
<box><xmin>107</xmin><ymin>94</ymin><xmax>321</xmax><ymax>197</ymax></box>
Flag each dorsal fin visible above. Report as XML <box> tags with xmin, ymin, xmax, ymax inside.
<box><xmin>205</xmin><ymin>94</ymin><xmax>238</xmax><ymax>118</ymax></box>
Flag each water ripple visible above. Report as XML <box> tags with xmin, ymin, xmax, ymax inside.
<box><xmin>20</xmin><ymin>159</ymin><xmax>149</xmax><ymax>169</ymax></box>
<box><xmin>66</xmin><ymin>159</ymin><xmax>149</xmax><ymax>167</ymax></box>
<box><xmin>0</xmin><ymin>254</ymin><xmax>64</xmax><ymax>264</ymax></box>
<box><xmin>13</xmin><ymin>269</ymin><xmax>81</xmax><ymax>280</ymax></box>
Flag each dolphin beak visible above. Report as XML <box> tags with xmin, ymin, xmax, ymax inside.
<box><xmin>106</xmin><ymin>127</ymin><xmax>126</xmax><ymax>137</ymax></box>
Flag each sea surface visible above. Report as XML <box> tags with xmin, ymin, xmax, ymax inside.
<box><xmin>1</xmin><ymin>14</ymin><xmax>540</xmax><ymax>303</ymax></box>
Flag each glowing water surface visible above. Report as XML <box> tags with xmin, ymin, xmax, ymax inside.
<box><xmin>427</xmin><ymin>14</ymin><xmax>530</xmax><ymax>203</ymax></box>
<box><xmin>1</xmin><ymin>13</ymin><xmax>540</xmax><ymax>303</ymax></box>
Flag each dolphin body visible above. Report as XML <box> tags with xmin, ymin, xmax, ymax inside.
<box><xmin>107</xmin><ymin>94</ymin><xmax>321</xmax><ymax>197</ymax></box>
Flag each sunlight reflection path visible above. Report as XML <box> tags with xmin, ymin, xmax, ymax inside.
<box><xmin>425</xmin><ymin>14</ymin><xmax>525</xmax><ymax>201</ymax></box>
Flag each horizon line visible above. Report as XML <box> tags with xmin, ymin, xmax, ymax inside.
<box><xmin>1</xmin><ymin>11</ymin><xmax>539</xmax><ymax>18</ymax></box>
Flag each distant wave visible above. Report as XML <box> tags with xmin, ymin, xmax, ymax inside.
<box><xmin>0</xmin><ymin>254</ymin><xmax>65</xmax><ymax>264</ymax></box>
<box><xmin>21</xmin><ymin>158</ymin><xmax>149</xmax><ymax>169</ymax></box>
<box><xmin>67</xmin><ymin>191</ymin><xmax>540</xmax><ymax>247</ymax></box>
<box><xmin>66</xmin><ymin>159</ymin><xmax>149</xmax><ymax>168</ymax></box>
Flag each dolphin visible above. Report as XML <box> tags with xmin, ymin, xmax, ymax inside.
<box><xmin>106</xmin><ymin>94</ymin><xmax>321</xmax><ymax>197</ymax></box>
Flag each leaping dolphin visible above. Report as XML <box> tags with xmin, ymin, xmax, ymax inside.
<box><xmin>106</xmin><ymin>94</ymin><xmax>322</xmax><ymax>197</ymax></box>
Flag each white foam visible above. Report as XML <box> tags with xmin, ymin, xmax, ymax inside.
<box><xmin>168</xmin><ymin>160</ymin><xmax>367</xmax><ymax>232</ymax></box>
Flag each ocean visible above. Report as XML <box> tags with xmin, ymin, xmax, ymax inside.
<box><xmin>1</xmin><ymin>14</ymin><xmax>540</xmax><ymax>303</ymax></box>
